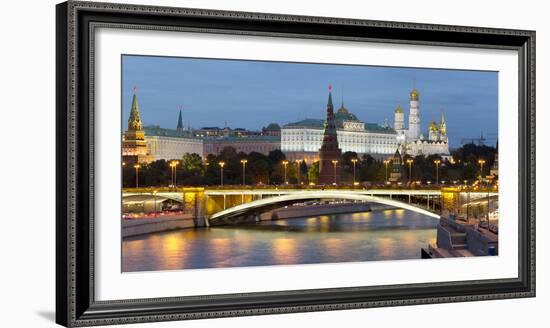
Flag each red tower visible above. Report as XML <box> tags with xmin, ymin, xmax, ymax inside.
<box><xmin>318</xmin><ymin>85</ymin><xmax>342</xmax><ymax>185</ymax></box>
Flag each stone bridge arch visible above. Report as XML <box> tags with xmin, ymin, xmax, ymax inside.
<box><xmin>207</xmin><ymin>191</ymin><xmax>440</xmax><ymax>226</ymax></box>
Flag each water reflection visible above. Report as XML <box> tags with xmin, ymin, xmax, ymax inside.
<box><xmin>122</xmin><ymin>209</ymin><xmax>439</xmax><ymax>272</ymax></box>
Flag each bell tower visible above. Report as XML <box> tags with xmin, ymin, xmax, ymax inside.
<box><xmin>407</xmin><ymin>88</ymin><xmax>421</xmax><ymax>140</ymax></box>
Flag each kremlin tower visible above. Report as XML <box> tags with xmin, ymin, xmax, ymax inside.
<box><xmin>318</xmin><ymin>85</ymin><xmax>342</xmax><ymax>185</ymax></box>
<box><xmin>122</xmin><ymin>87</ymin><xmax>149</xmax><ymax>163</ymax></box>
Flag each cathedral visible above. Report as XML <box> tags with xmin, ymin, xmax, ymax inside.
<box><xmin>394</xmin><ymin>88</ymin><xmax>451</xmax><ymax>158</ymax></box>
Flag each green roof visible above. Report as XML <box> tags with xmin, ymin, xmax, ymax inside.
<box><xmin>143</xmin><ymin>125</ymin><xmax>202</xmax><ymax>140</ymax></box>
<box><xmin>335</xmin><ymin>109</ymin><xmax>361</xmax><ymax>123</ymax></box>
<box><xmin>206</xmin><ymin>135</ymin><xmax>280</xmax><ymax>142</ymax></box>
<box><xmin>264</xmin><ymin>123</ymin><xmax>281</xmax><ymax>131</ymax></box>
<box><xmin>284</xmin><ymin>119</ymin><xmax>396</xmax><ymax>134</ymax></box>
<box><xmin>284</xmin><ymin>119</ymin><xmax>325</xmax><ymax>128</ymax></box>
<box><xmin>364</xmin><ymin>123</ymin><xmax>396</xmax><ymax>134</ymax></box>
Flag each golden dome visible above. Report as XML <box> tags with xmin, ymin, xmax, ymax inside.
<box><xmin>394</xmin><ymin>105</ymin><xmax>404</xmax><ymax>113</ymax></box>
<box><xmin>429</xmin><ymin>120</ymin><xmax>438</xmax><ymax>131</ymax></box>
<box><xmin>410</xmin><ymin>88</ymin><xmax>420</xmax><ymax>101</ymax></box>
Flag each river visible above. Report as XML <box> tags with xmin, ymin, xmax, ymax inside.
<box><xmin>122</xmin><ymin>208</ymin><xmax>438</xmax><ymax>272</ymax></box>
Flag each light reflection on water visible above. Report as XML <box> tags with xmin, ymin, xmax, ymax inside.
<box><xmin>122</xmin><ymin>209</ymin><xmax>439</xmax><ymax>272</ymax></box>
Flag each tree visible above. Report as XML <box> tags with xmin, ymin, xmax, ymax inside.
<box><xmin>307</xmin><ymin>162</ymin><xmax>319</xmax><ymax>184</ymax></box>
<box><xmin>181</xmin><ymin>153</ymin><xmax>204</xmax><ymax>175</ymax></box>
<box><xmin>268</xmin><ymin>149</ymin><xmax>286</xmax><ymax>165</ymax></box>
<box><xmin>250</xmin><ymin>158</ymin><xmax>270</xmax><ymax>184</ymax></box>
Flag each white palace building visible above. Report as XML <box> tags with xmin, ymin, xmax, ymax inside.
<box><xmin>281</xmin><ymin>87</ymin><xmax>451</xmax><ymax>162</ymax></box>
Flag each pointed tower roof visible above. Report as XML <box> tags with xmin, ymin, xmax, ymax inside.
<box><xmin>392</xmin><ymin>148</ymin><xmax>403</xmax><ymax>168</ymax></box>
<box><xmin>439</xmin><ymin>111</ymin><xmax>447</xmax><ymax>135</ymax></box>
<box><xmin>176</xmin><ymin>108</ymin><xmax>184</xmax><ymax>132</ymax></box>
<box><xmin>321</xmin><ymin>84</ymin><xmax>340</xmax><ymax>151</ymax></box>
<box><xmin>327</xmin><ymin>85</ymin><xmax>334</xmax><ymax>108</ymax></box>
<box><xmin>127</xmin><ymin>89</ymin><xmax>143</xmax><ymax>131</ymax></box>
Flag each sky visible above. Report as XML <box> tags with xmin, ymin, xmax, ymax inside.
<box><xmin>122</xmin><ymin>55</ymin><xmax>498</xmax><ymax>147</ymax></box>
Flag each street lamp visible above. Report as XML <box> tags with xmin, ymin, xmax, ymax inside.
<box><xmin>383</xmin><ymin>159</ymin><xmax>390</xmax><ymax>183</ymax></box>
<box><xmin>351</xmin><ymin>158</ymin><xmax>358</xmax><ymax>185</ymax></box>
<box><xmin>331</xmin><ymin>160</ymin><xmax>338</xmax><ymax>185</ymax></box>
<box><xmin>133</xmin><ymin>164</ymin><xmax>141</xmax><ymax>188</ymax></box>
<box><xmin>169</xmin><ymin>161</ymin><xmax>178</xmax><ymax>187</ymax></box>
<box><xmin>218</xmin><ymin>161</ymin><xmax>225</xmax><ymax>186</ymax></box>
<box><xmin>282</xmin><ymin>160</ymin><xmax>289</xmax><ymax>184</ymax></box>
<box><xmin>478</xmin><ymin>159</ymin><xmax>486</xmax><ymax>186</ymax></box>
<box><xmin>406</xmin><ymin>159</ymin><xmax>413</xmax><ymax>183</ymax></box>
<box><xmin>153</xmin><ymin>190</ymin><xmax>158</xmax><ymax>215</ymax></box>
<box><xmin>434</xmin><ymin>159</ymin><xmax>441</xmax><ymax>185</ymax></box>
<box><xmin>240</xmin><ymin>159</ymin><xmax>248</xmax><ymax>185</ymax></box>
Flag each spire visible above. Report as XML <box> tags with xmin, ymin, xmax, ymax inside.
<box><xmin>127</xmin><ymin>86</ymin><xmax>142</xmax><ymax>131</ymax></box>
<box><xmin>327</xmin><ymin>84</ymin><xmax>334</xmax><ymax>109</ymax></box>
<box><xmin>176</xmin><ymin>105</ymin><xmax>184</xmax><ymax>132</ymax></box>
<box><xmin>439</xmin><ymin>110</ymin><xmax>447</xmax><ymax>135</ymax></box>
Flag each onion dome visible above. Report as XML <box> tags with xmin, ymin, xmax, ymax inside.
<box><xmin>394</xmin><ymin>105</ymin><xmax>404</xmax><ymax>114</ymax></box>
<box><xmin>429</xmin><ymin>120</ymin><xmax>439</xmax><ymax>131</ymax></box>
<box><xmin>410</xmin><ymin>88</ymin><xmax>420</xmax><ymax>101</ymax></box>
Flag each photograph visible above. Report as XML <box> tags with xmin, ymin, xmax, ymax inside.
<box><xmin>120</xmin><ymin>55</ymin><xmax>499</xmax><ymax>272</ymax></box>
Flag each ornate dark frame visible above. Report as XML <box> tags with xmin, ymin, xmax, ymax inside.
<box><xmin>56</xmin><ymin>1</ymin><xmax>536</xmax><ymax>326</ymax></box>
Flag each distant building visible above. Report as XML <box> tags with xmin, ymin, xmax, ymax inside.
<box><xmin>203</xmin><ymin>135</ymin><xmax>280</xmax><ymax>157</ymax></box>
<box><xmin>389</xmin><ymin>149</ymin><xmax>403</xmax><ymax>182</ymax></box>
<box><xmin>281</xmin><ymin>99</ymin><xmax>397</xmax><ymax>162</ymax></box>
<box><xmin>262</xmin><ymin>123</ymin><xmax>281</xmax><ymax>137</ymax></box>
<box><xmin>143</xmin><ymin>125</ymin><xmax>204</xmax><ymax>161</ymax></box>
<box><xmin>394</xmin><ymin>88</ymin><xmax>451</xmax><ymax>158</ymax></box>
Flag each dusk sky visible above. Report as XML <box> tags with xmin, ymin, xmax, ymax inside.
<box><xmin>122</xmin><ymin>55</ymin><xmax>498</xmax><ymax>147</ymax></box>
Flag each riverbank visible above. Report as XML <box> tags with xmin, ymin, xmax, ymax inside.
<box><xmin>122</xmin><ymin>213</ymin><xmax>195</xmax><ymax>237</ymax></box>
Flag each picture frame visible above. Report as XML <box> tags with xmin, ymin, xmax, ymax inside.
<box><xmin>56</xmin><ymin>1</ymin><xmax>535</xmax><ymax>326</ymax></box>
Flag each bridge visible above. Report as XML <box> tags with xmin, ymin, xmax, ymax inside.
<box><xmin>123</xmin><ymin>186</ymin><xmax>498</xmax><ymax>227</ymax></box>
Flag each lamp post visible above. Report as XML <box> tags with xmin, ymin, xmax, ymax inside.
<box><xmin>282</xmin><ymin>160</ymin><xmax>289</xmax><ymax>184</ymax></box>
<box><xmin>383</xmin><ymin>160</ymin><xmax>390</xmax><ymax>183</ymax></box>
<box><xmin>169</xmin><ymin>161</ymin><xmax>178</xmax><ymax>187</ymax></box>
<box><xmin>331</xmin><ymin>160</ymin><xmax>338</xmax><ymax>185</ymax></box>
<box><xmin>218</xmin><ymin>161</ymin><xmax>225</xmax><ymax>186</ymax></box>
<box><xmin>173</xmin><ymin>161</ymin><xmax>179</xmax><ymax>186</ymax></box>
<box><xmin>240</xmin><ymin>159</ymin><xmax>248</xmax><ymax>185</ymax></box>
<box><xmin>434</xmin><ymin>159</ymin><xmax>441</xmax><ymax>185</ymax></box>
<box><xmin>153</xmin><ymin>190</ymin><xmax>157</xmax><ymax>215</ymax></box>
<box><xmin>351</xmin><ymin>158</ymin><xmax>358</xmax><ymax>185</ymax></box>
<box><xmin>406</xmin><ymin>159</ymin><xmax>413</xmax><ymax>183</ymax></box>
<box><xmin>478</xmin><ymin>159</ymin><xmax>486</xmax><ymax>186</ymax></box>
<box><xmin>133</xmin><ymin>164</ymin><xmax>141</xmax><ymax>188</ymax></box>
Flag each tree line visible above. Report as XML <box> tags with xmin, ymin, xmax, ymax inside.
<box><xmin>122</xmin><ymin>143</ymin><xmax>497</xmax><ymax>188</ymax></box>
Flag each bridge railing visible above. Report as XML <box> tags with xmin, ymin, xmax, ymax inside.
<box><xmin>123</xmin><ymin>185</ymin><xmax>497</xmax><ymax>193</ymax></box>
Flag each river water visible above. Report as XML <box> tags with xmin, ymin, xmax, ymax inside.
<box><xmin>122</xmin><ymin>208</ymin><xmax>438</xmax><ymax>272</ymax></box>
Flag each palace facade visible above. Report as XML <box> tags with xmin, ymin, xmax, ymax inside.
<box><xmin>281</xmin><ymin>102</ymin><xmax>398</xmax><ymax>162</ymax></box>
